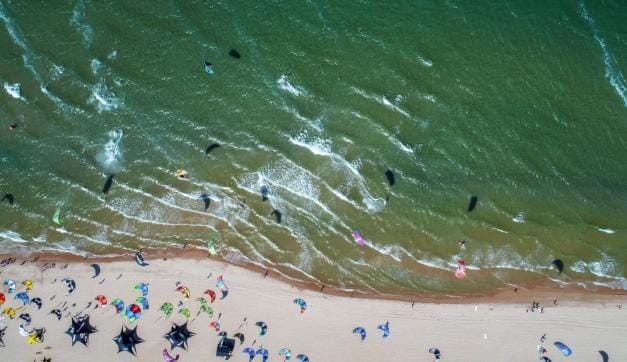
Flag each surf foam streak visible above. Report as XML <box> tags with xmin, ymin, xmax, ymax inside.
<box><xmin>96</xmin><ymin>129</ymin><xmax>123</xmax><ymax>173</ymax></box>
<box><xmin>288</xmin><ymin>132</ymin><xmax>385</xmax><ymax>212</ymax></box>
<box><xmin>277</xmin><ymin>75</ymin><xmax>307</xmax><ymax>96</ymax></box>
<box><xmin>0</xmin><ymin>3</ymin><xmax>82</xmax><ymax>113</ymax></box>
<box><xmin>580</xmin><ymin>2</ymin><xmax>627</xmax><ymax>108</ymax></box>
<box><xmin>3</xmin><ymin>82</ymin><xmax>25</xmax><ymax>100</ymax></box>
<box><xmin>70</xmin><ymin>0</ymin><xmax>93</xmax><ymax>48</ymax></box>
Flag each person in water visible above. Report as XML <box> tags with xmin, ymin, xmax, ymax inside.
<box><xmin>176</xmin><ymin>169</ymin><xmax>188</xmax><ymax>179</ymax></box>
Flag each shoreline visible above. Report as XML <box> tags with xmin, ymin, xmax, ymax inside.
<box><xmin>3</xmin><ymin>247</ymin><xmax>626</xmax><ymax>305</ymax></box>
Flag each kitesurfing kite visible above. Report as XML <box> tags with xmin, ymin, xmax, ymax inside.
<box><xmin>216</xmin><ymin>276</ymin><xmax>229</xmax><ymax>299</ymax></box>
<box><xmin>353</xmin><ymin>327</ymin><xmax>367</xmax><ymax>341</ymax></box>
<box><xmin>255</xmin><ymin>321</ymin><xmax>268</xmax><ymax>336</ymax></box>
<box><xmin>554</xmin><ymin>341</ymin><xmax>572</xmax><ymax>357</ymax></box>
<box><xmin>135</xmin><ymin>251</ymin><xmax>149</xmax><ymax>267</ymax></box>
<box><xmin>455</xmin><ymin>260</ymin><xmax>467</xmax><ymax>279</ymax></box>
<box><xmin>134</xmin><ymin>282</ymin><xmax>149</xmax><ymax>296</ymax></box>
<box><xmin>352</xmin><ymin>230</ymin><xmax>365</xmax><ymax>246</ymax></box>
<box><xmin>377</xmin><ymin>322</ymin><xmax>390</xmax><ymax>338</ymax></box>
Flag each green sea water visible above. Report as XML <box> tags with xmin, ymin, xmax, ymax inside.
<box><xmin>1</xmin><ymin>0</ymin><xmax>626</xmax><ymax>294</ymax></box>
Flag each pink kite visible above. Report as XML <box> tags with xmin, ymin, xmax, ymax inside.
<box><xmin>352</xmin><ymin>231</ymin><xmax>365</xmax><ymax>246</ymax></box>
<box><xmin>210</xmin><ymin>321</ymin><xmax>221</xmax><ymax>332</ymax></box>
<box><xmin>163</xmin><ymin>348</ymin><xmax>179</xmax><ymax>361</ymax></box>
<box><xmin>455</xmin><ymin>260</ymin><xmax>467</xmax><ymax>279</ymax></box>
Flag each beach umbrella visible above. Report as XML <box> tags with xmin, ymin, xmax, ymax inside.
<box><xmin>178</xmin><ymin>308</ymin><xmax>190</xmax><ymax>319</ymax></box>
<box><xmin>599</xmin><ymin>350</ymin><xmax>609</xmax><ymax>362</ymax></box>
<box><xmin>113</xmin><ymin>325</ymin><xmax>144</xmax><ymax>356</ymax></box>
<box><xmin>207</xmin><ymin>239</ymin><xmax>218</xmax><ymax>256</ymax></box>
<box><xmin>2</xmin><ymin>307</ymin><xmax>16</xmax><ymax>319</ymax></box>
<box><xmin>255</xmin><ymin>321</ymin><xmax>268</xmax><ymax>336</ymax></box>
<box><xmin>554</xmin><ymin>341</ymin><xmax>572</xmax><ymax>357</ymax></box>
<box><xmin>293</xmin><ymin>298</ymin><xmax>307</xmax><ymax>314</ymax></box>
<box><xmin>65</xmin><ymin>315</ymin><xmax>97</xmax><ymax>347</ymax></box>
<box><xmin>50</xmin><ymin>309</ymin><xmax>62</xmax><ymax>320</ymax></box>
<box><xmin>160</xmin><ymin>302</ymin><xmax>174</xmax><ymax>318</ymax></box>
<box><xmin>279</xmin><ymin>348</ymin><xmax>292</xmax><ymax>360</ymax></box>
<box><xmin>134</xmin><ymin>282</ymin><xmax>149</xmax><ymax>296</ymax></box>
<box><xmin>256</xmin><ymin>348</ymin><xmax>269</xmax><ymax>362</ymax></box>
<box><xmin>135</xmin><ymin>251</ymin><xmax>149</xmax><ymax>267</ymax></box>
<box><xmin>296</xmin><ymin>354</ymin><xmax>309</xmax><ymax>362</ymax></box>
<box><xmin>352</xmin><ymin>230</ymin><xmax>365</xmax><ymax>246</ymax></box>
<box><xmin>164</xmin><ymin>322</ymin><xmax>195</xmax><ymax>351</ymax></box>
<box><xmin>23</xmin><ymin>279</ymin><xmax>33</xmax><ymax>291</ymax></box>
<box><xmin>552</xmin><ymin>259</ymin><xmax>564</xmax><ymax>274</ymax></box>
<box><xmin>14</xmin><ymin>291</ymin><xmax>29</xmax><ymax>305</ymax></box>
<box><xmin>176</xmin><ymin>286</ymin><xmax>190</xmax><ymax>299</ymax></box>
<box><xmin>4</xmin><ymin>279</ymin><xmax>16</xmax><ymax>293</ymax></box>
<box><xmin>136</xmin><ymin>296</ymin><xmax>149</xmax><ymax>310</ymax></box>
<box><xmin>233</xmin><ymin>332</ymin><xmax>244</xmax><ymax>345</ymax></box>
<box><xmin>203</xmin><ymin>289</ymin><xmax>216</xmax><ymax>303</ymax></box>
<box><xmin>216</xmin><ymin>275</ymin><xmax>229</xmax><ymax>299</ymax></box>
<box><xmin>377</xmin><ymin>322</ymin><xmax>390</xmax><ymax>338</ymax></box>
<box><xmin>31</xmin><ymin>297</ymin><xmax>43</xmax><ymax>310</ymax></box>
<box><xmin>0</xmin><ymin>326</ymin><xmax>6</xmax><ymax>347</ymax></box>
<box><xmin>0</xmin><ymin>293</ymin><xmax>4</xmax><ymax>305</ymax></box>
<box><xmin>210</xmin><ymin>321</ymin><xmax>221</xmax><ymax>332</ymax></box>
<box><xmin>95</xmin><ymin>295</ymin><xmax>108</xmax><ymax>306</ymax></box>
<box><xmin>162</xmin><ymin>348</ymin><xmax>180</xmax><ymax>362</ymax></box>
<box><xmin>27</xmin><ymin>328</ymin><xmax>46</xmax><ymax>345</ymax></box>
<box><xmin>62</xmin><ymin>278</ymin><xmax>76</xmax><ymax>295</ymax></box>
<box><xmin>18</xmin><ymin>313</ymin><xmax>32</xmax><ymax>326</ymax></box>
<box><xmin>112</xmin><ymin>299</ymin><xmax>125</xmax><ymax>314</ymax></box>
<box><xmin>90</xmin><ymin>264</ymin><xmax>101</xmax><ymax>278</ymax></box>
<box><xmin>353</xmin><ymin>327</ymin><xmax>366</xmax><ymax>341</ymax></box>
<box><xmin>125</xmin><ymin>304</ymin><xmax>142</xmax><ymax>322</ymax></box>
<box><xmin>196</xmin><ymin>298</ymin><xmax>213</xmax><ymax>317</ymax></box>
<box><xmin>242</xmin><ymin>347</ymin><xmax>255</xmax><ymax>362</ymax></box>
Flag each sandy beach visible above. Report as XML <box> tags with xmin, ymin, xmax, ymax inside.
<box><xmin>0</xmin><ymin>253</ymin><xmax>625</xmax><ymax>362</ymax></box>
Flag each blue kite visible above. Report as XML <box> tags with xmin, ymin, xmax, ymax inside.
<box><xmin>353</xmin><ymin>327</ymin><xmax>366</xmax><ymax>341</ymax></box>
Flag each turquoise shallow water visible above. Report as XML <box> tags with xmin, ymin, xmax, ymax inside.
<box><xmin>0</xmin><ymin>0</ymin><xmax>626</xmax><ymax>294</ymax></box>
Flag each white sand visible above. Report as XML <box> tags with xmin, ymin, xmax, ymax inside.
<box><xmin>1</xmin><ymin>257</ymin><xmax>626</xmax><ymax>361</ymax></box>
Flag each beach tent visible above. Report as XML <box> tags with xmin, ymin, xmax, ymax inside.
<box><xmin>216</xmin><ymin>337</ymin><xmax>235</xmax><ymax>358</ymax></box>
<box><xmin>164</xmin><ymin>322</ymin><xmax>195</xmax><ymax>351</ymax></box>
<box><xmin>113</xmin><ymin>325</ymin><xmax>144</xmax><ymax>356</ymax></box>
<box><xmin>66</xmin><ymin>315</ymin><xmax>97</xmax><ymax>347</ymax></box>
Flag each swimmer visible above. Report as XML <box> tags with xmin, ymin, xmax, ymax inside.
<box><xmin>175</xmin><ymin>169</ymin><xmax>188</xmax><ymax>180</ymax></box>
